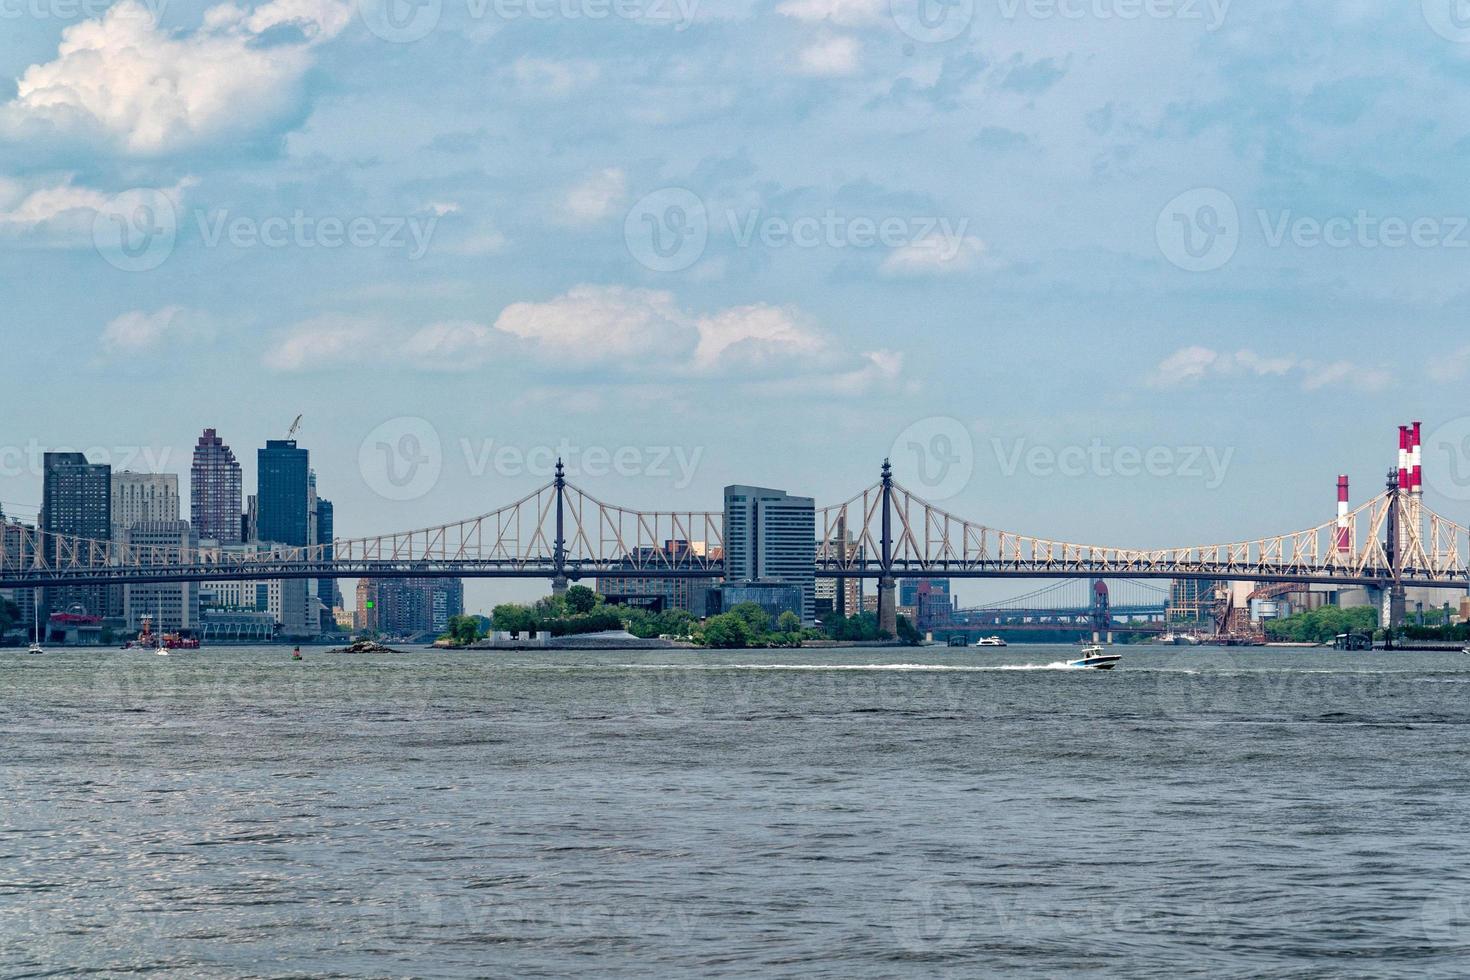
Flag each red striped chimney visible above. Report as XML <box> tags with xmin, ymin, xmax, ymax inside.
<box><xmin>1336</xmin><ymin>475</ymin><xmax>1351</xmax><ymax>553</ymax></box>
<box><xmin>1411</xmin><ymin>421</ymin><xmax>1423</xmax><ymax>495</ymax></box>
<box><xmin>1399</xmin><ymin>425</ymin><xmax>1410</xmax><ymax>491</ymax></box>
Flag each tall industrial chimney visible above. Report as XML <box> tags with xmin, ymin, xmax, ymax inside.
<box><xmin>1336</xmin><ymin>475</ymin><xmax>1351</xmax><ymax>555</ymax></box>
<box><xmin>1411</xmin><ymin>421</ymin><xmax>1423</xmax><ymax>497</ymax></box>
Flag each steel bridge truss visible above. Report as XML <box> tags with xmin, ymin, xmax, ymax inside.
<box><xmin>3</xmin><ymin>459</ymin><xmax>1468</xmax><ymax>591</ymax></box>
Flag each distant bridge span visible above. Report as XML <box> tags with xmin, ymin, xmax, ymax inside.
<box><xmin>3</xmin><ymin>460</ymin><xmax>1467</xmax><ymax>628</ymax></box>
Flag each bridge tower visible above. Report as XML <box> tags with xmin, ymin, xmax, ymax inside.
<box><xmin>552</xmin><ymin>458</ymin><xmax>569</xmax><ymax>595</ymax></box>
<box><xmin>1090</xmin><ymin>579</ymin><xmax>1112</xmax><ymax>644</ymax></box>
<box><xmin>877</xmin><ymin>459</ymin><xmax>898</xmax><ymax>638</ymax></box>
<box><xmin>1384</xmin><ymin>467</ymin><xmax>1406</xmax><ymax>633</ymax></box>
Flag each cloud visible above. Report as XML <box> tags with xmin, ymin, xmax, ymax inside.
<box><xmin>796</xmin><ymin>35</ymin><xmax>861</xmax><ymax>76</ymax></box>
<box><xmin>1149</xmin><ymin>347</ymin><xmax>1392</xmax><ymax>392</ymax></box>
<box><xmin>776</xmin><ymin>0</ymin><xmax>884</xmax><ymax>25</ymax></box>
<box><xmin>510</xmin><ymin>58</ymin><xmax>601</xmax><ymax>99</ymax></box>
<box><xmin>100</xmin><ymin>306</ymin><xmax>215</xmax><ymax>353</ymax></box>
<box><xmin>879</xmin><ymin>232</ymin><xmax>990</xmax><ymax>277</ymax></box>
<box><xmin>263</xmin><ymin>314</ymin><xmax>383</xmax><ymax>372</ymax></box>
<box><xmin>0</xmin><ymin>175</ymin><xmax>194</xmax><ymax>246</ymax></box>
<box><xmin>561</xmin><ymin>168</ymin><xmax>628</xmax><ymax>224</ymax></box>
<box><xmin>1429</xmin><ymin>346</ymin><xmax>1470</xmax><ymax>382</ymax></box>
<box><xmin>262</xmin><ymin>285</ymin><xmax>905</xmax><ymax>394</ymax></box>
<box><xmin>1</xmin><ymin>0</ymin><xmax>351</xmax><ymax>157</ymax></box>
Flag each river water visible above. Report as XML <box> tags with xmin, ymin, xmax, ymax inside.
<box><xmin>4</xmin><ymin>645</ymin><xmax>1470</xmax><ymax>978</ymax></box>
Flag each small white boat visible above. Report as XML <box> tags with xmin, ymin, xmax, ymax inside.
<box><xmin>975</xmin><ymin>636</ymin><xmax>1007</xmax><ymax>648</ymax></box>
<box><xmin>26</xmin><ymin>595</ymin><xmax>44</xmax><ymax>655</ymax></box>
<box><xmin>153</xmin><ymin>606</ymin><xmax>169</xmax><ymax>656</ymax></box>
<box><xmin>1069</xmin><ymin>645</ymin><xmax>1122</xmax><ymax>670</ymax></box>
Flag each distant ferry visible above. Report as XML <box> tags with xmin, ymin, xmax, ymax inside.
<box><xmin>1158</xmin><ymin>631</ymin><xmax>1203</xmax><ymax>646</ymax></box>
<box><xmin>975</xmin><ymin>636</ymin><xmax>1007</xmax><ymax>648</ymax></box>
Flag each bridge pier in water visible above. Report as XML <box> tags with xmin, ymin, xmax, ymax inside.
<box><xmin>878</xmin><ymin>578</ymin><xmax>897</xmax><ymax>639</ymax></box>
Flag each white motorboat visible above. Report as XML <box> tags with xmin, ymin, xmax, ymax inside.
<box><xmin>1069</xmin><ymin>645</ymin><xmax>1122</xmax><ymax>670</ymax></box>
<box><xmin>975</xmin><ymin>636</ymin><xmax>1007</xmax><ymax>648</ymax></box>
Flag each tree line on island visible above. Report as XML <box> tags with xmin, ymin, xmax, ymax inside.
<box><xmin>440</xmin><ymin>585</ymin><xmax>920</xmax><ymax>648</ymax></box>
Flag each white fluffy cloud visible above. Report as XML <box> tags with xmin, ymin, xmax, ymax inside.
<box><xmin>262</xmin><ymin>285</ymin><xmax>904</xmax><ymax>393</ymax></box>
<box><xmin>776</xmin><ymin>0</ymin><xmax>884</xmax><ymax>24</ymax></box>
<box><xmin>879</xmin><ymin>232</ymin><xmax>990</xmax><ymax>277</ymax></box>
<box><xmin>1150</xmin><ymin>346</ymin><xmax>1392</xmax><ymax>392</ymax></box>
<box><xmin>0</xmin><ymin>175</ymin><xmax>194</xmax><ymax>245</ymax></box>
<box><xmin>796</xmin><ymin>35</ymin><xmax>861</xmax><ymax>76</ymax></box>
<box><xmin>2</xmin><ymin>0</ymin><xmax>351</xmax><ymax>156</ymax></box>
<box><xmin>101</xmin><ymin>306</ymin><xmax>215</xmax><ymax>352</ymax></box>
<box><xmin>561</xmin><ymin>168</ymin><xmax>628</xmax><ymax>224</ymax></box>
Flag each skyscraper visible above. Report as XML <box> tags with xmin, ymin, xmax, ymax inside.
<box><xmin>315</xmin><ymin>497</ymin><xmax>335</xmax><ymax>623</ymax></box>
<box><xmin>42</xmin><ymin>452</ymin><xmax>111</xmax><ymax>618</ymax></box>
<box><xmin>191</xmin><ymin>429</ymin><xmax>243</xmax><ymax>544</ymax></box>
<box><xmin>257</xmin><ymin>440</ymin><xmax>310</xmax><ymax>546</ymax></box>
<box><xmin>111</xmin><ymin>471</ymin><xmax>180</xmax><ymax>541</ymax></box>
<box><xmin>723</xmin><ymin>485</ymin><xmax>816</xmax><ymax>624</ymax></box>
<box><xmin>256</xmin><ymin>440</ymin><xmax>314</xmax><ymax>636</ymax></box>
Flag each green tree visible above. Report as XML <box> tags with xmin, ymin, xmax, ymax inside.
<box><xmin>777</xmin><ymin>611</ymin><xmax>802</xmax><ymax>635</ymax></box>
<box><xmin>728</xmin><ymin>602</ymin><xmax>772</xmax><ymax>637</ymax></box>
<box><xmin>700</xmin><ymin>613</ymin><xmax>752</xmax><ymax>648</ymax></box>
<box><xmin>492</xmin><ymin>603</ymin><xmax>536</xmax><ymax>634</ymax></box>
<box><xmin>896</xmin><ymin>615</ymin><xmax>921</xmax><ymax>645</ymax></box>
<box><xmin>565</xmin><ymin>585</ymin><xmax>599</xmax><ymax>614</ymax></box>
<box><xmin>444</xmin><ymin>615</ymin><xmax>483</xmax><ymax>646</ymax></box>
<box><xmin>0</xmin><ymin>598</ymin><xmax>17</xmax><ymax>638</ymax></box>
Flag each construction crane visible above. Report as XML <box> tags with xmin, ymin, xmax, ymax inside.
<box><xmin>286</xmin><ymin>414</ymin><xmax>302</xmax><ymax>441</ymax></box>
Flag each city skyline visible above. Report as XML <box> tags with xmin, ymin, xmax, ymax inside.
<box><xmin>5</xmin><ymin>1</ymin><xmax>1470</xmax><ymax>617</ymax></box>
<box><xmin>3</xmin><ymin>412</ymin><xmax>1469</xmax><ymax>613</ymax></box>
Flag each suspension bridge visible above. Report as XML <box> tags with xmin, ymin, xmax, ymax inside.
<box><xmin>938</xmin><ymin>579</ymin><xmax>1172</xmax><ymax>637</ymax></box>
<box><xmin>3</xmin><ymin>459</ymin><xmax>1468</xmax><ymax>632</ymax></box>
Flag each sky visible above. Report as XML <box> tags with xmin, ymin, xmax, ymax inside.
<box><xmin>3</xmin><ymin>0</ymin><xmax>1470</xmax><ymax>610</ymax></box>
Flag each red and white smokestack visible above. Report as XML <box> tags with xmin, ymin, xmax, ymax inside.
<box><xmin>1336</xmin><ymin>475</ymin><xmax>1351</xmax><ymax>554</ymax></box>
<box><xmin>1411</xmin><ymin>421</ymin><xmax>1423</xmax><ymax>496</ymax></box>
<box><xmin>1398</xmin><ymin>425</ymin><xmax>1410</xmax><ymax>492</ymax></box>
